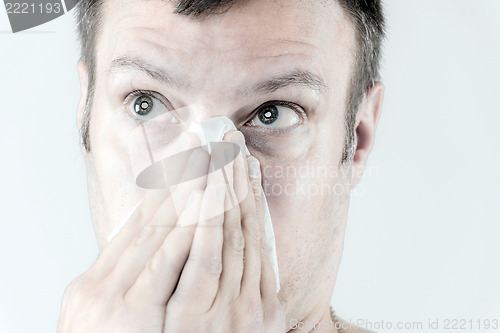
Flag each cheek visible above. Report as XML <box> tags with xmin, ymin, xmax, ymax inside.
<box><xmin>257</xmin><ymin>116</ymin><xmax>347</xmax><ymax>233</ymax></box>
<box><xmin>262</xmin><ymin>161</ymin><xmax>349</xmax><ymax>306</ymax></box>
<box><xmin>261</xmin><ymin>159</ymin><xmax>347</xmax><ymax>238</ymax></box>
<box><xmin>254</xmin><ymin>114</ymin><xmax>349</xmax><ymax>290</ymax></box>
<box><xmin>88</xmin><ymin>89</ymin><xmax>146</xmax><ymax>232</ymax></box>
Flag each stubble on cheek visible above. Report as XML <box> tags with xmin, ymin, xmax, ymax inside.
<box><xmin>85</xmin><ymin>84</ymin><xmax>146</xmax><ymax>243</ymax></box>
<box><xmin>263</xmin><ymin>155</ymin><xmax>350</xmax><ymax>313</ymax></box>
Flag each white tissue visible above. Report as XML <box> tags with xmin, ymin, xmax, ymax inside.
<box><xmin>108</xmin><ymin>116</ymin><xmax>280</xmax><ymax>293</ymax></box>
<box><xmin>188</xmin><ymin>116</ymin><xmax>280</xmax><ymax>292</ymax></box>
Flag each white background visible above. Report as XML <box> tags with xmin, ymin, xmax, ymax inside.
<box><xmin>1</xmin><ymin>1</ymin><xmax>499</xmax><ymax>332</ymax></box>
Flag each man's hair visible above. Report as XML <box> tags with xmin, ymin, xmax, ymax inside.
<box><xmin>76</xmin><ymin>0</ymin><xmax>385</xmax><ymax>164</ymax></box>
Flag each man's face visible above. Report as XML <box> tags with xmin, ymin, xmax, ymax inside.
<box><xmin>82</xmin><ymin>0</ymin><xmax>357</xmax><ymax>323</ymax></box>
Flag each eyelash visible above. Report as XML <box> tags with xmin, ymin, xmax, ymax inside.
<box><xmin>245</xmin><ymin>100</ymin><xmax>308</xmax><ymax>130</ymax></box>
<box><xmin>122</xmin><ymin>89</ymin><xmax>170</xmax><ymax>124</ymax></box>
<box><xmin>122</xmin><ymin>90</ymin><xmax>308</xmax><ymax>128</ymax></box>
<box><xmin>123</xmin><ymin>89</ymin><xmax>167</xmax><ymax>107</ymax></box>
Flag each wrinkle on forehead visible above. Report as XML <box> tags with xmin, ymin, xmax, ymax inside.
<box><xmin>103</xmin><ymin>0</ymin><xmax>341</xmax><ymax>53</ymax></box>
<box><xmin>98</xmin><ymin>0</ymin><xmax>353</xmax><ymax>107</ymax></box>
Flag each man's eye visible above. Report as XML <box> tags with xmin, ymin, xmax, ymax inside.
<box><xmin>131</xmin><ymin>94</ymin><xmax>168</xmax><ymax>119</ymax></box>
<box><xmin>247</xmin><ymin>103</ymin><xmax>302</xmax><ymax>128</ymax></box>
<box><xmin>133</xmin><ymin>95</ymin><xmax>155</xmax><ymax>115</ymax></box>
<box><xmin>127</xmin><ymin>92</ymin><xmax>178</xmax><ymax>123</ymax></box>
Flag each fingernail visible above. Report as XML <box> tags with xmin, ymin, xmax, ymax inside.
<box><xmin>216</xmin><ymin>183</ymin><xmax>226</xmax><ymax>203</ymax></box>
<box><xmin>247</xmin><ymin>156</ymin><xmax>261</xmax><ymax>178</ymax></box>
<box><xmin>230</xmin><ymin>131</ymin><xmax>247</xmax><ymax>155</ymax></box>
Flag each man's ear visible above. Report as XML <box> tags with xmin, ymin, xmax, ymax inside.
<box><xmin>350</xmin><ymin>82</ymin><xmax>384</xmax><ymax>189</ymax></box>
<box><xmin>77</xmin><ymin>60</ymin><xmax>89</xmax><ymax>132</ymax></box>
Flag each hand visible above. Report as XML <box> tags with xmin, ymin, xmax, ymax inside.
<box><xmin>57</xmin><ymin>131</ymin><xmax>285</xmax><ymax>333</ymax></box>
<box><xmin>162</xmin><ymin>131</ymin><xmax>286</xmax><ymax>332</ymax></box>
<box><xmin>57</xmin><ymin>134</ymin><xmax>211</xmax><ymax>333</ymax></box>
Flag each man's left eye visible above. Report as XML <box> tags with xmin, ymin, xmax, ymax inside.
<box><xmin>246</xmin><ymin>103</ymin><xmax>302</xmax><ymax>129</ymax></box>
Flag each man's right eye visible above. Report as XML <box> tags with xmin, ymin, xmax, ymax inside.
<box><xmin>133</xmin><ymin>95</ymin><xmax>155</xmax><ymax>115</ymax></box>
<box><xmin>130</xmin><ymin>93</ymin><xmax>167</xmax><ymax>119</ymax></box>
<box><xmin>125</xmin><ymin>91</ymin><xmax>178</xmax><ymax>123</ymax></box>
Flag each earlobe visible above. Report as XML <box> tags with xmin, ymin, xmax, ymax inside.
<box><xmin>350</xmin><ymin>82</ymin><xmax>384</xmax><ymax>189</ymax></box>
<box><xmin>77</xmin><ymin>60</ymin><xmax>89</xmax><ymax>132</ymax></box>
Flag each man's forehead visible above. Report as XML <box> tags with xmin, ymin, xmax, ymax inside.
<box><xmin>96</xmin><ymin>0</ymin><xmax>353</xmax><ymax>104</ymax></box>
<box><xmin>101</xmin><ymin>0</ymin><xmax>343</xmax><ymax>52</ymax></box>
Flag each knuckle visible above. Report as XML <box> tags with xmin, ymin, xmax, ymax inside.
<box><xmin>66</xmin><ymin>276</ymin><xmax>83</xmax><ymax>293</ymax></box>
<box><xmin>239</xmin><ymin>305</ymin><xmax>264</xmax><ymax>331</ymax></box>
<box><xmin>166</xmin><ymin>294</ymin><xmax>204</xmax><ymax>320</ymax></box>
<box><xmin>148</xmin><ymin>247</ymin><xmax>184</xmax><ymax>273</ymax></box>
<box><xmin>166</xmin><ymin>295</ymin><xmax>189</xmax><ymax>319</ymax></box>
<box><xmin>203</xmin><ymin>255</ymin><xmax>223</xmax><ymax>276</ymax></box>
<box><xmin>252</xmin><ymin>184</ymin><xmax>263</xmax><ymax>201</ymax></box>
<box><xmin>133</xmin><ymin>206</ymin><xmax>145</xmax><ymax>223</ymax></box>
<box><xmin>66</xmin><ymin>273</ymin><xmax>90</xmax><ymax>294</ymax></box>
<box><xmin>255</xmin><ymin>189</ymin><xmax>262</xmax><ymax>201</ymax></box>
<box><xmin>166</xmin><ymin>293</ymin><xmax>188</xmax><ymax>314</ymax></box>
<box><xmin>266</xmin><ymin>301</ymin><xmax>286</xmax><ymax>324</ymax></box>
<box><xmin>61</xmin><ymin>273</ymin><xmax>128</xmax><ymax>324</ymax></box>
<box><xmin>252</xmin><ymin>306</ymin><xmax>265</xmax><ymax>324</ymax></box>
<box><xmin>63</xmin><ymin>274</ymin><xmax>93</xmax><ymax>306</ymax></box>
<box><xmin>226</xmin><ymin>228</ymin><xmax>245</xmax><ymax>253</ymax></box>
<box><xmin>132</xmin><ymin>225</ymin><xmax>155</xmax><ymax>246</ymax></box>
<box><xmin>146</xmin><ymin>249</ymin><xmax>164</xmax><ymax>273</ymax></box>
<box><xmin>187</xmin><ymin>253</ymin><xmax>222</xmax><ymax>276</ymax></box>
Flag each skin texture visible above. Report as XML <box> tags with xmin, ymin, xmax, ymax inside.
<box><xmin>69</xmin><ymin>0</ymin><xmax>384</xmax><ymax>331</ymax></box>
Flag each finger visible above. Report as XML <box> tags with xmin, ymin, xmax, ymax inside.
<box><xmin>152</xmin><ymin>147</ymin><xmax>210</xmax><ymax>226</ymax></box>
<box><xmin>248</xmin><ymin>156</ymin><xmax>277</xmax><ymax>299</ymax></box>
<box><xmin>222</xmin><ymin>129</ymin><xmax>248</xmax><ymax>156</ymax></box>
<box><xmin>125</xmin><ymin>190</ymin><xmax>203</xmax><ymax>306</ymax></box>
<box><xmin>94</xmin><ymin>133</ymin><xmax>202</xmax><ymax>275</ymax></box>
<box><xmin>168</xmin><ymin>146</ymin><xmax>210</xmax><ymax>218</ymax></box>
<box><xmin>107</xmin><ymin>148</ymin><xmax>210</xmax><ymax>292</ymax></box>
<box><xmin>171</xmin><ymin>175</ymin><xmax>226</xmax><ymax>313</ymax></box>
<box><xmin>216</xmin><ymin>141</ymin><xmax>249</xmax><ymax>299</ymax></box>
<box><xmin>240</xmin><ymin>155</ymin><xmax>263</xmax><ymax>296</ymax></box>
<box><xmin>93</xmin><ymin>189</ymin><xmax>169</xmax><ymax>276</ymax></box>
<box><xmin>211</xmin><ymin>136</ymin><xmax>238</xmax><ymax>211</ymax></box>
<box><xmin>260</xmin><ymin>240</ymin><xmax>278</xmax><ymax>302</ymax></box>
<box><xmin>222</xmin><ymin>131</ymin><xmax>250</xmax><ymax>203</ymax></box>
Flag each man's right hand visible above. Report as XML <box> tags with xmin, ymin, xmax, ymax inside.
<box><xmin>57</xmin><ymin>134</ymin><xmax>212</xmax><ymax>333</ymax></box>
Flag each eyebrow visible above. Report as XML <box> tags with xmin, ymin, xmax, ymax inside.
<box><xmin>106</xmin><ymin>56</ymin><xmax>185</xmax><ymax>89</ymax></box>
<box><xmin>246</xmin><ymin>69</ymin><xmax>328</xmax><ymax>96</ymax></box>
<box><xmin>106</xmin><ymin>56</ymin><xmax>327</xmax><ymax>96</ymax></box>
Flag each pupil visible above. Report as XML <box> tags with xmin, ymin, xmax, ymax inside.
<box><xmin>258</xmin><ymin>105</ymin><xmax>279</xmax><ymax>125</ymax></box>
<box><xmin>134</xmin><ymin>95</ymin><xmax>153</xmax><ymax>116</ymax></box>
